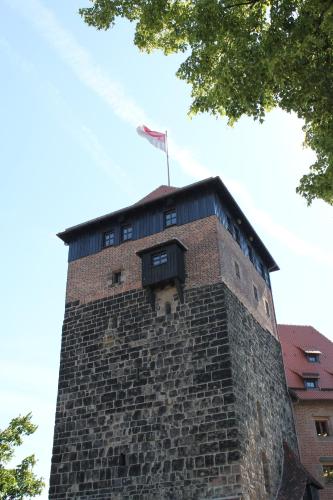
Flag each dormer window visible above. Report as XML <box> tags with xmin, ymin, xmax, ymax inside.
<box><xmin>104</xmin><ymin>230</ymin><xmax>115</xmax><ymax>247</ymax></box>
<box><xmin>304</xmin><ymin>379</ymin><xmax>319</xmax><ymax>389</ymax></box>
<box><xmin>305</xmin><ymin>350</ymin><xmax>321</xmax><ymax>363</ymax></box>
<box><xmin>121</xmin><ymin>225</ymin><xmax>133</xmax><ymax>241</ymax></box>
<box><xmin>152</xmin><ymin>252</ymin><xmax>167</xmax><ymax>266</ymax></box>
<box><xmin>164</xmin><ymin>209</ymin><xmax>177</xmax><ymax>227</ymax></box>
<box><xmin>307</xmin><ymin>353</ymin><xmax>320</xmax><ymax>363</ymax></box>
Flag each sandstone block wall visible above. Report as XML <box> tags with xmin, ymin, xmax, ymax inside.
<box><xmin>50</xmin><ymin>282</ymin><xmax>295</xmax><ymax>499</ymax></box>
<box><xmin>50</xmin><ymin>283</ymin><xmax>241</xmax><ymax>499</ymax></box>
<box><xmin>225</xmin><ymin>287</ymin><xmax>298</xmax><ymax>500</ymax></box>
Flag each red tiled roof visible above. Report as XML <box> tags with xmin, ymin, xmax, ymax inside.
<box><xmin>294</xmin><ymin>390</ymin><xmax>333</xmax><ymax>401</ymax></box>
<box><xmin>278</xmin><ymin>325</ymin><xmax>333</xmax><ymax>400</ymax></box>
<box><xmin>134</xmin><ymin>185</ymin><xmax>178</xmax><ymax>206</ymax></box>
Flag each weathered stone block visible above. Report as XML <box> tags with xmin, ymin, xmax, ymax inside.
<box><xmin>50</xmin><ymin>283</ymin><xmax>297</xmax><ymax>499</ymax></box>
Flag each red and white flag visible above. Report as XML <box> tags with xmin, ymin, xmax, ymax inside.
<box><xmin>137</xmin><ymin>125</ymin><xmax>167</xmax><ymax>152</ymax></box>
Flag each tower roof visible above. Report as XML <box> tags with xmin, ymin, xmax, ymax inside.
<box><xmin>134</xmin><ymin>185</ymin><xmax>178</xmax><ymax>206</ymax></box>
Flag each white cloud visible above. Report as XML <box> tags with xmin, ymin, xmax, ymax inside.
<box><xmin>78</xmin><ymin>124</ymin><xmax>135</xmax><ymax>194</ymax></box>
<box><xmin>8</xmin><ymin>0</ymin><xmax>148</xmax><ymax>126</ymax></box>
<box><xmin>6</xmin><ymin>0</ymin><xmax>212</xmax><ymax>180</ymax></box>
<box><xmin>226</xmin><ymin>178</ymin><xmax>333</xmax><ymax>267</ymax></box>
<box><xmin>6</xmin><ymin>0</ymin><xmax>332</xmax><ymax>268</ymax></box>
<box><xmin>0</xmin><ymin>35</ymin><xmax>134</xmax><ymax>196</ymax></box>
<box><xmin>168</xmin><ymin>139</ymin><xmax>214</xmax><ymax>179</ymax></box>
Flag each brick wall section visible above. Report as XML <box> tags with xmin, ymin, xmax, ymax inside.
<box><xmin>49</xmin><ymin>282</ymin><xmax>296</xmax><ymax>499</ymax></box>
<box><xmin>65</xmin><ymin>216</ymin><xmax>221</xmax><ymax>305</ymax></box>
<box><xmin>65</xmin><ymin>216</ymin><xmax>276</xmax><ymax>338</ymax></box>
<box><xmin>216</xmin><ymin>221</ymin><xmax>277</xmax><ymax>338</ymax></box>
<box><xmin>293</xmin><ymin>401</ymin><xmax>333</xmax><ymax>500</ymax></box>
<box><xmin>225</xmin><ymin>287</ymin><xmax>298</xmax><ymax>500</ymax></box>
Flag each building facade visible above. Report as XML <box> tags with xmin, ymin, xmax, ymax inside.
<box><xmin>279</xmin><ymin>324</ymin><xmax>333</xmax><ymax>500</ymax></box>
<box><xmin>50</xmin><ymin>177</ymin><xmax>318</xmax><ymax>499</ymax></box>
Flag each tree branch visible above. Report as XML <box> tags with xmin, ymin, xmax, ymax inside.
<box><xmin>224</xmin><ymin>0</ymin><xmax>261</xmax><ymax>9</ymax></box>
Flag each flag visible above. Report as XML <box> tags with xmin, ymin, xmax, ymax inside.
<box><xmin>137</xmin><ymin>125</ymin><xmax>167</xmax><ymax>152</ymax></box>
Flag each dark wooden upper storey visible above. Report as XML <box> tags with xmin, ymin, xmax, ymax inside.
<box><xmin>57</xmin><ymin>177</ymin><xmax>278</xmax><ymax>286</ymax></box>
<box><xmin>137</xmin><ymin>239</ymin><xmax>187</xmax><ymax>289</ymax></box>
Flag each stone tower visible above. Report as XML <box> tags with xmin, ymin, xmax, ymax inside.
<box><xmin>50</xmin><ymin>177</ymin><xmax>316</xmax><ymax>499</ymax></box>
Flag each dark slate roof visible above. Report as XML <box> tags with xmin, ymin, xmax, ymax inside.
<box><xmin>278</xmin><ymin>324</ymin><xmax>333</xmax><ymax>400</ymax></box>
<box><xmin>277</xmin><ymin>442</ymin><xmax>322</xmax><ymax>499</ymax></box>
<box><xmin>57</xmin><ymin>176</ymin><xmax>279</xmax><ymax>271</ymax></box>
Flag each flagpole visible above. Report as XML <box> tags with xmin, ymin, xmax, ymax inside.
<box><xmin>165</xmin><ymin>130</ymin><xmax>170</xmax><ymax>186</ymax></box>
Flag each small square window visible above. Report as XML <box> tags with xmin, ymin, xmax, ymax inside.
<box><xmin>304</xmin><ymin>378</ymin><xmax>318</xmax><ymax>389</ymax></box>
<box><xmin>164</xmin><ymin>210</ymin><xmax>177</xmax><ymax>227</ymax></box>
<box><xmin>253</xmin><ymin>285</ymin><xmax>259</xmax><ymax>301</ymax></box>
<box><xmin>152</xmin><ymin>252</ymin><xmax>168</xmax><ymax>266</ymax></box>
<box><xmin>306</xmin><ymin>353</ymin><xmax>319</xmax><ymax>363</ymax></box>
<box><xmin>165</xmin><ymin>302</ymin><xmax>172</xmax><ymax>315</ymax></box>
<box><xmin>315</xmin><ymin>420</ymin><xmax>329</xmax><ymax>437</ymax></box>
<box><xmin>264</xmin><ymin>299</ymin><xmax>270</xmax><ymax>317</ymax></box>
<box><xmin>323</xmin><ymin>464</ymin><xmax>333</xmax><ymax>482</ymax></box>
<box><xmin>104</xmin><ymin>231</ymin><xmax>115</xmax><ymax>247</ymax></box>
<box><xmin>112</xmin><ymin>271</ymin><xmax>122</xmax><ymax>284</ymax></box>
<box><xmin>121</xmin><ymin>225</ymin><xmax>133</xmax><ymax>241</ymax></box>
<box><xmin>234</xmin><ymin>261</ymin><xmax>240</xmax><ymax>279</ymax></box>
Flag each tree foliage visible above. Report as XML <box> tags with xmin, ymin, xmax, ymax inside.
<box><xmin>80</xmin><ymin>0</ymin><xmax>333</xmax><ymax>205</ymax></box>
<box><xmin>0</xmin><ymin>414</ymin><xmax>44</xmax><ymax>500</ymax></box>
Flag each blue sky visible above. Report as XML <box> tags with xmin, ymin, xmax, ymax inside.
<box><xmin>1</xmin><ymin>0</ymin><xmax>332</xmax><ymax>497</ymax></box>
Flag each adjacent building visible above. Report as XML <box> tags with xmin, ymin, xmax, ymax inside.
<box><xmin>50</xmin><ymin>176</ymin><xmax>320</xmax><ymax>499</ymax></box>
<box><xmin>279</xmin><ymin>324</ymin><xmax>333</xmax><ymax>499</ymax></box>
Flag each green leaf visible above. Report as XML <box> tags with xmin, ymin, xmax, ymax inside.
<box><xmin>80</xmin><ymin>0</ymin><xmax>333</xmax><ymax>205</ymax></box>
<box><xmin>0</xmin><ymin>415</ymin><xmax>45</xmax><ymax>499</ymax></box>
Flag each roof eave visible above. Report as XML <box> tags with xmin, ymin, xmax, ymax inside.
<box><xmin>57</xmin><ymin>177</ymin><xmax>216</xmax><ymax>244</ymax></box>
